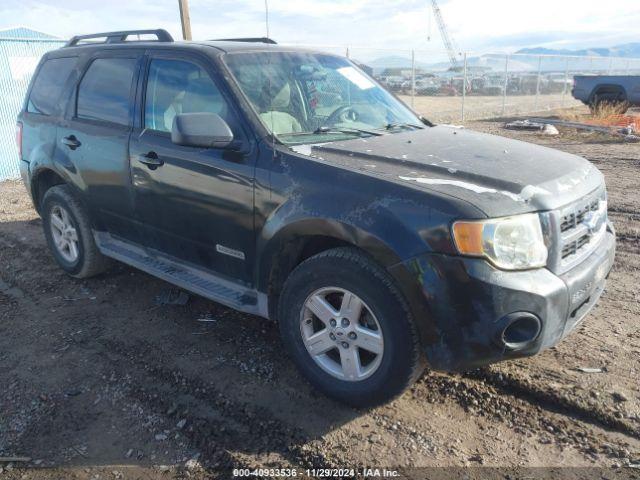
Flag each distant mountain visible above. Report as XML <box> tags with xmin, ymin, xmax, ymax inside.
<box><xmin>368</xmin><ymin>54</ymin><xmax>559</xmax><ymax>74</ymax></box>
<box><xmin>516</xmin><ymin>43</ymin><xmax>640</xmax><ymax>58</ymax></box>
<box><xmin>364</xmin><ymin>42</ymin><xmax>640</xmax><ymax>76</ymax></box>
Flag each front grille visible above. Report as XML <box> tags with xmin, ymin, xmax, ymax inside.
<box><xmin>560</xmin><ymin>199</ymin><xmax>600</xmax><ymax>233</ymax></box>
<box><xmin>561</xmin><ymin>232</ymin><xmax>591</xmax><ymax>259</ymax></box>
<box><xmin>548</xmin><ymin>186</ymin><xmax>607</xmax><ymax>274</ymax></box>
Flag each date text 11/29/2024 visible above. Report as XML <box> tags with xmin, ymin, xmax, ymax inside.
<box><xmin>232</xmin><ymin>467</ymin><xmax>400</xmax><ymax>477</ymax></box>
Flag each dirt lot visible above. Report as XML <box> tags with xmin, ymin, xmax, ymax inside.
<box><xmin>0</xmin><ymin>116</ymin><xmax>639</xmax><ymax>479</ymax></box>
<box><xmin>398</xmin><ymin>92</ymin><xmax>586</xmax><ymax>123</ymax></box>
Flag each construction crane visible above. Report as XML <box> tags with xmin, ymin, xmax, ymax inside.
<box><xmin>430</xmin><ymin>0</ymin><xmax>459</xmax><ymax>70</ymax></box>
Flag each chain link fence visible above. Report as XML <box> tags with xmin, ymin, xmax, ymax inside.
<box><xmin>0</xmin><ymin>38</ymin><xmax>65</xmax><ymax>179</ymax></box>
<box><xmin>339</xmin><ymin>46</ymin><xmax>640</xmax><ymax>124</ymax></box>
<box><xmin>1</xmin><ymin>38</ymin><xmax>639</xmax><ymax>180</ymax></box>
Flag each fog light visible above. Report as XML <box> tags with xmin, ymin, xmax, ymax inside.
<box><xmin>500</xmin><ymin>313</ymin><xmax>541</xmax><ymax>349</ymax></box>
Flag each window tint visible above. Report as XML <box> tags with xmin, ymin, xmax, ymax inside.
<box><xmin>27</xmin><ymin>57</ymin><xmax>76</xmax><ymax>115</ymax></box>
<box><xmin>77</xmin><ymin>58</ymin><xmax>137</xmax><ymax>125</ymax></box>
<box><xmin>145</xmin><ymin>59</ymin><xmax>231</xmax><ymax>133</ymax></box>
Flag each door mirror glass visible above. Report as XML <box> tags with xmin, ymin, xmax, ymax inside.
<box><xmin>171</xmin><ymin>112</ymin><xmax>234</xmax><ymax>148</ymax></box>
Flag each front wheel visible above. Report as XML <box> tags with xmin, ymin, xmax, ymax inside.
<box><xmin>278</xmin><ymin>247</ymin><xmax>425</xmax><ymax>407</ymax></box>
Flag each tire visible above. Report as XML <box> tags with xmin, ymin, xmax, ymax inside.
<box><xmin>42</xmin><ymin>184</ymin><xmax>110</xmax><ymax>278</ymax></box>
<box><xmin>590</xmin><ymin>91</ymin><xmax>629</xmax><ymax>114</ymax></box>
<box><xmin>278</xmin><ymin>247</ymin><xmax>425</xmax><ymax>407</ymax></box>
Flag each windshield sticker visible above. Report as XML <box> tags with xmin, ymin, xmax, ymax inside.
<box><xmin>337</xmin><ymin>67</ymin><xmax>375</xmax><ymax>90</ymax></box>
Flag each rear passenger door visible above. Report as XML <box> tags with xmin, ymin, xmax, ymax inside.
<box><xmin>58</xmin><ymin>51</ymin><xmax>143</xmax><ymax>240</ymax></box>
<box><xmin>129</xmin><ymin>52</ymin><xmax>256</xmax><ymax>284</ymax></box>
<box><xmin>19</xmin><ymin>55</ymin><xmax>77</xmax><ymax>181</ymax></box>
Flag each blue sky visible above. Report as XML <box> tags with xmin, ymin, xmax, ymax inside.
<box><xmin>2</xmin><ymin>0</ymin><xmax>638</xmax><ymax>54</ymax></box>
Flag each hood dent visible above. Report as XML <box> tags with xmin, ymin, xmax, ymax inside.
<box><xmin>398</xmin><ymin>176</ymin><xmax>552</xmax><ymax>203</ymax></box>
<box><xmin>301</xmin><ymin>127</ymin><xmax>603</xmax><ymax>216</ymax></box>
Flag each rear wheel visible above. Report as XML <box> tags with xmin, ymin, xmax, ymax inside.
<box><xmin>590</xmin><ymin>90</ymin><xmax>629</xmax><ymax>114</ymax></box>
<box><xmin>42</xmin><ymin>185</ymin><xmax>110</xmax><ymax>278</ymax></box>
<box><xmin>278</xmin><ymin>247</ymin><xmax>425</xmax><ymax>407</ymax></box>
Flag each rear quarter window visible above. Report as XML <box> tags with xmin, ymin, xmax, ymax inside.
<box><xmin>27</xmin><ymin>57</ymin><xmax>76</xmax><ymax>115</ymax></box>
<box><xmin>76</xmin><ymin>58</ymin><xmax>138</xmax><ymax>126</ymax></box>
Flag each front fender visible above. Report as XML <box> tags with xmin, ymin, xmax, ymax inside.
<box><xmin>256</xmin><ymin>207</ymin><xmax>409</xmax><ymax>293</ymax></box>
<box><xmin>255</xmin><ymin>188</ymin><xmax>446</xmax><ymax>344</ymax></box>
<box><xmin>257</xmin><ymin>205</ymin><xmax>443</xmax><ymax>350</ymax></box>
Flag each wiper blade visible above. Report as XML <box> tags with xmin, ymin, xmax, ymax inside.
<box><xmin>384</xmin><ymin>122</ymin><xmax>424</xmax><ymax>131</ymax></box>
<box><xmin>281</xmin><ymin>126</ymin><xmax>383</xmax><ymax>139</ymax></box>
<box><xmin>313</xmin><ymin>126</ymin><xmax>383</xmax><ymax>136</ymax></box>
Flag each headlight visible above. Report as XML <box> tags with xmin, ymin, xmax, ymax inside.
<box><xmin>452</xmin><ymin>213</ymin><xmax>548</xmax><ymax>270</ymax></box>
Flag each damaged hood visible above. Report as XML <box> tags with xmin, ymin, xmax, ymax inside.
<box><xmin>294</xmin><ymin>126</ymin><xmax>604</xmax><ymax>217</ymax></box>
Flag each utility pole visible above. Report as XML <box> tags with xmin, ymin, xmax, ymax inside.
<box><xmin>178</xmin><ymin>0</ymin><xmax>192</xmax><ymax>40</ymax></box>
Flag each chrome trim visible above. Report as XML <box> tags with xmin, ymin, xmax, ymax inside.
<box><xmin>547</xmin><ymin>185</ymin><xmax>607</xmax><ymax>275</ymax></box>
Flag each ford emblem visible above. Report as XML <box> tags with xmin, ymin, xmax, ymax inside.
<box><xmin>582</xmin><ymin>209</ymin><xmax>603</xmax><ymax>234</ymax></box>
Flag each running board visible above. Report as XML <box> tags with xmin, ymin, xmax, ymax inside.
<box><xmin>94</xmin><ymin>232</ymin><xmax>268</xmax><ymax>318</ymax></box>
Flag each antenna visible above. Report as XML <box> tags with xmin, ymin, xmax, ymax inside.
<box><xmin>264</xmin><ymin>0</ymin><xmax>270</xmax><ymax>38</ymax></box>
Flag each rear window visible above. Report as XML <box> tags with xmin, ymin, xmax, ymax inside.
<box><xmin>27</xmin><ymin>57</ymin><xmax>76</xmax><ymax>115</ymax></box>
<box><xmin>76</xmin><ymin>58</ymin><xmax>137</xmax><ymax>126</ymax></box>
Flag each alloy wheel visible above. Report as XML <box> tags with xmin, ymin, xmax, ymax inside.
<box><xmin>50</xmin><ymin>205</ymin><xmax>80</xmax><ymax>263</ymax></box>
<box><xmin>299</xmin><ymin>287</ymin><xmax>384</xmax><ymax>381</ymax></box>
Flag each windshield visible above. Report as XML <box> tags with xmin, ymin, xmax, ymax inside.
<box><xmin>223</xmin><ymin>51</ymin><xmax>423</xmax><ymax>145</ymax></box>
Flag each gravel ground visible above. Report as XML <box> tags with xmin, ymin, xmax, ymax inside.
<box><xmin>0</xmin><ymin>115</ymin><xmax>639</xmax><ymax>479</ymax></box>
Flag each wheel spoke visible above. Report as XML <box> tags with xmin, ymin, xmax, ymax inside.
<box><xmin>50</xmin><ymin>213</ymin><xmax>65</xmax><ymax>232</ymax></box>
<box><xmin>303</xmin><ymin>329</ymin><xmax>334</xmax><ymax>356</ymax></box>
<box><xmin>339</xmin><ymin>291</ymin><xmax>363</xmax><ymax>322</ymax></box>
<box><xmin>354</xmin><ymin>325</ymin><xmax>384</xmax><ymax>355</ymax></box>
<box><xmin>339</xmin><ymin>347</ymin><xmax>361</xmax><ymax>380</ymax></box>
<box><xmin>67</xmin><ymin>228</ymin><xmax>78</xmax><ymax>242</ymax></box>
<box><xmin>59</xmin><ymin>207</ymin><xmax>71</xmax><ymax>227</ymax></box>
<box><xmin>68</xmin><ymin>239</ymin><xmax>79</xmax><ymax>260</ymax></box>
<box><xmin>307</xmin><ymin>294</ymin><xmax>338</xmax><ymax>325</ymax></box>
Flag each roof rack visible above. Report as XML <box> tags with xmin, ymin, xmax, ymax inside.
<box><xmin>65</xmin><ymin>29</ymin><xmax>174</xmax><ymax>47</ymax></box>
<box><xmin>211</xmin><ymin>37</ymin><xmax>277</xmax><ymax>45</ymax></box>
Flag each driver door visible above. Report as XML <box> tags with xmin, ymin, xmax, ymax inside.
<box><xmin>129</xmin><ymin>52</ymin><xmax>256</xmax><ymax>283</ymax></box>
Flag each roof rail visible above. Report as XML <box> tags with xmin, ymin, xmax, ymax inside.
<box><xmin>65</xmin><ymin>29</ymin><xmax>174</xmax><ymax>47</ymax></box>
<box><xmin>211</xmin><ymin>37</ymin><xmax>277</xmax><ymax>45</ymax></box>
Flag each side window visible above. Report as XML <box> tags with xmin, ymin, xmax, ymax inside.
<box><xmin>77</xmin><ymin>58</ymin><xmax>137</xmax><ymax>125</ymax></box>
<box><xmin>144</xmin><ymin>59</ymin><xmax>232</xmax><ymax>133</ymax></box>
<box><xmin>27</xmin><ymin>57</ymin><xmax>76</xmax><ymax>115</ymax></box>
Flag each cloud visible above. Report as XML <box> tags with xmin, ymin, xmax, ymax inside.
<box><xmin>438</xmin><ymin>0</ymin><xmax>640</xmax><ymax>51</ymax></box>
<box><xmin>0</xmin><ymin>0</ymin><xmax>637</xmax><ymax>54</ymax></box>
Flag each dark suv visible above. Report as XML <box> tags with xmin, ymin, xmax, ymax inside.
<box><xmin>17</xmin><ymin>29</ymin><xmax>616</xmax><ymax>407</ymax></box>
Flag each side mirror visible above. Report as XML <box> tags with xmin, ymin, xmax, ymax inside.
<box><xmin>171</xmin><ymin>112</ymin><xmax>234</xmax><ymax>148</ymax></box>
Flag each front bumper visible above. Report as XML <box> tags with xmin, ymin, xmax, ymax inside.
<box><xmin>392</xmin><ymin>224</ymin><xmax>616</xmax><ymax>371</ymax></box>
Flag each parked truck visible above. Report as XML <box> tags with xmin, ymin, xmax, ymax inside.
<box><xmin>572</xmin><ymin>75</ymin><xmax>640</xmax><ymax>113</ymax></box>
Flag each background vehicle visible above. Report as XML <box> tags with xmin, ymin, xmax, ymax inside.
<box><xmin>572</xmin><ymin>75</ymin><xmax>640</xmax><ymax>112</ymax></box>
<box><xmin>414</xmin><ymin>78</ymin><xmax>440</xmax><ymax>95</ymax></box>
<box><xmin>17</xmin><ymin>29</ymin><xmax>616</xmax><ymax>407</ymax></box>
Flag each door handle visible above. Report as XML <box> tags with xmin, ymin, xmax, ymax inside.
<box><xmin>61</xmin><ymin>135</ymin><xmax>81</xmax><ymax>150</ymax></box>
<box><xmin>137</xmin><ymin>151</ymin><xmax>164</xmax><ymax>168</ymax></box>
